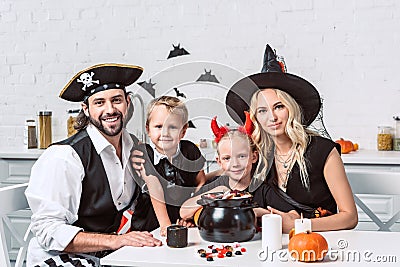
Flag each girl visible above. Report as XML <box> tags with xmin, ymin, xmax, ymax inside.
<box><xmin>180</xmin><ymin>113</ymin><xmax>298</xmax><ymax>221</ymax></box>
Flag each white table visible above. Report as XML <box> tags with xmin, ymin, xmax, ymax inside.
<box><xmin>100</xmin><ymin>228</ymin><xmax>400</xmax><ymax>266</ymax></box>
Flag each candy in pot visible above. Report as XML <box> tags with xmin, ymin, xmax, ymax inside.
<box><xmin>196</xmin><ymin>191</ymin><xmax>257</xmax><ymax>243</ymax></box>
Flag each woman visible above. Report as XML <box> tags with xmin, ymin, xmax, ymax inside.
<box><xmin>225</xmin><ymin>44</ymin><xmax>358</xmax><ymax>233</ymax></box>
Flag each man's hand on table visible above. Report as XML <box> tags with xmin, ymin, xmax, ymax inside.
<box><xmin>115</xmin><ymin>231</ymin><xmax>163</xmax><ymax>248</ymax></box>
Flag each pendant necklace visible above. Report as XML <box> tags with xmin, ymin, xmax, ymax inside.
<box><xmin>275</xmin><ymin>149</ymin><xmax>294</xmax><ymax>169</ymax></box>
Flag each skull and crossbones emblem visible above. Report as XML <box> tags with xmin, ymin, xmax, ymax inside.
<box><xmin>77</xmin><ymin>72</ymin><xmax>100</xmax><ymax>91</ymax></box>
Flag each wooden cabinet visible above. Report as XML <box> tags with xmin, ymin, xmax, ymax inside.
<box><xmin>0</xmin><ymin>150</ymin><xmax>42</xmax><ymax>261</ymax></box>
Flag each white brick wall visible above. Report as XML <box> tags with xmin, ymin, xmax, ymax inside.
<box><xmin>1</xmin><ymin>0</ymin><xmax>400</xmax><ymax>150</ymax></box>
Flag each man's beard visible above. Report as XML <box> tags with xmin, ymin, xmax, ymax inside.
<box><xmin>89</xmin><ymin>111</ymin><xmax>124</xmax><ymax>137</ymax></box>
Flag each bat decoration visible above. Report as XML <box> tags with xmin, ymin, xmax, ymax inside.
<box><xmin>196</xmin><ymin>69</ymin><xmax>219</xmax><ymax>83</ymax></box>
<box><xmin>138</xmin><ymin>79</ymin><xmax>156</xmax><ymax>97</ymax></box>
<box><xmin>167</xmin><ymin>43</ymin><xmax>190</xmax><ymax>59</ymax></box>
<box><xmin>188</xmin><ymin>120</ymin><xmax>196</xmax><ymax>128</ymax></box>
<box><xmin>173</xmin><ymin>87</ymin><xmax>186</xmax><ymax>98</ymax></box>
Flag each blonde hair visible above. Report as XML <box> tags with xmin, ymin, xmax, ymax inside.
<box><xmin>250</xmin><ymin>88</ymin><xmax>317</xmax><ymax>189</ymax></box>
<box><xmin>217</xmin><ymin>130</ymin><xmax>256</xmax><ymax>154</ymax></box>
<box><xmin>146</xmin><ymin>95</ymin><xmax>189</xmax><ymax>127</ymax></box>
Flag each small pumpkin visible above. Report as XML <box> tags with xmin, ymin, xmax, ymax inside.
<box><xmin>193</xmin><ymin>207</ymin><xmax>203</xmax><ymax>226</ymax></box>
<box><xmin>335</xmin><ymin>138</ymin><xmax>358</xmax><ymax>154</ymax></box>
<box><xmin>288</xmin><ymin>231</ymin><xmax>328</xmax><ymax>262</ymax></box>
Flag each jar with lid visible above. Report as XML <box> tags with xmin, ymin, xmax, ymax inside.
<box><xmin>393</xmin><ymin>116</ymin><xmax>400</xmax><ymax>151</ymax></box>
<box><xmin>37</xmin><ymin>111</ymin><xmax>52</xmax><ymax>149</ymax></box>
<box><xmin>377</xmin><ymin>126</ymin><xmax>393</xmax><ymax>151</ymax></box>
<box><xmin>24</xmin><ymin>119</ymin><xmax>37</xmax><ymax>149</ymax></box>
<box><xmin>67</xmin><ymin>109</ymin><xmax>80</xmax><ymax>137</ymax></box>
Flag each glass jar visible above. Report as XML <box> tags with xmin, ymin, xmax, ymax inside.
<box><xmin>393</xmin><ymin>116</ymin><xmax>400</xmax><ymax>151</ymax></box>
<box><xmin>67</xmin><ymin>109</ymin><xmax>80</xmax><ymax>137</ymax></box>
<box><xmin>377</xmin><ymin>126</ymin><xmax>393</xmax><ymax>151</ymax></box>
<box><xmin>37</xmin><ymin>111</ymin><xmax>52</xmax><ymax>149</ymax></box>
<box><xmin>24</xmin><ymin>119</ymin><xmax>37</xmax><ymax>149</ymax></box>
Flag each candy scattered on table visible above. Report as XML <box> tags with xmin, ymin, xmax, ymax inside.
<box><xmin>196</xmin><ymin>243</ymin><xmax>246</xmax><ymax>261</ymax></box>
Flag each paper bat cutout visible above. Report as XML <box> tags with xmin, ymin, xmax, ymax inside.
<box><xmin>173</xmin><ymin>87</ymin><xmax>186</xmax><ymax>98</ymax></box>
<box><xmin>167</xmin><ymin>43</ymin><xmax>190</xmax><ymax>59</ymax></box>
<box><xmin>196</xmin><ymin>69</ymin><xmax>219</xmax><ymax>83</ymax></box>
<box><xmin>138</xmin><ymin>79</ymin><xmax>156</xmax><ymax>97</ymax></box>
<box><xmin>188</xmin><ymin>120</ymin><xmax>196</xmax><ymax>128</ymax></box>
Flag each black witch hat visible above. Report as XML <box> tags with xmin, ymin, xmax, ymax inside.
<box><xmin>225</xmin><ymin>44</ymin><xmax>320</xmax><ymax>126</ymax></box>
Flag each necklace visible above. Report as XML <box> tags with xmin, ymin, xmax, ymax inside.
<box><xmin>277</xmin><ymin>168</ymin><xmax>290</xmax><ymax>189</ymax></box>
<box><xmin>275</xmin><ymin>149</ymin><xmax>294</xmax><ymax>169</ymax></box>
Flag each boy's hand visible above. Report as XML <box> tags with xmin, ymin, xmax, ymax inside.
<box><xmin>177</xmin><ymin>218</ymin><xmax>195</xmax><ymax>228</ymax></box>
<box><xmin>131</xmin><ymin>149</ymin><xmax>145</xmax><ymax>173</ymax></box>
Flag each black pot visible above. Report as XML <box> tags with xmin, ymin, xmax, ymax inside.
<box><xmin>196</xmin><ymin>192</ymin><xmax>257</xmax><ymax>243</ymax></box>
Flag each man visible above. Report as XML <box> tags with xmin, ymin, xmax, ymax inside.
<box><xmin>25</xmin><ymin>64</ymin><xmax>162</xmax><ymax>267</ymax></box>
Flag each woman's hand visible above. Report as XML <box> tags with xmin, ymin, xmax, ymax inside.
<box><xmin>267</xmin><ymin>206</ymin><xmax>300</xmax><ymax>233</ymax></box>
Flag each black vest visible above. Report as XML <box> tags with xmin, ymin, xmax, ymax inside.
<box><xmin>55</xmin><ymin>129</ymin><xmax>139</xmax><ymax>233</ymax></box>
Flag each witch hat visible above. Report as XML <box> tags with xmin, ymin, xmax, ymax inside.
<box><xmin>225</xmin><ymin>44</ymin><xmax>320</xmax><ymax>126</ymax></box>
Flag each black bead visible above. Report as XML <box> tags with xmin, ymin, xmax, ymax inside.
<box><xmin>226</xmin><ymin>251</ymin><xmax>233</xmax><ymax>257</ymax></box>
<box><xmin>200</xmin><ymin>253</ymin><xmax>206</xmax><ymax>258</ymax></box>
<box><xmin>206</xmin><ymin>257</ymin><xmax>214</xmax><ymax>261</ymax></box>
<box><xmin>235</xmin><ymin>251</ymin><xmax>242</xmax><ymax>255</ymax></box>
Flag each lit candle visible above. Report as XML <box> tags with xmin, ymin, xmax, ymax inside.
<box><xmin>262</xmin><ymin>214</ymin><xmax>282</xmax><ymax>252</ymax></box>
<box><xmin>294</xmin><ymin>214</ymin><xmax>312</xmax><ymax>235</ymax></box>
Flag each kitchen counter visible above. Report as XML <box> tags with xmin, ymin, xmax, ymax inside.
<box><xmin>341</xmin><ymin>149</ymin><xmax>400</xmax><ymax>165</ymax></box>
<box><xmin>0</xmin><ymin>148</ymin><xmax>44</xmax><ymax>159</ymax></box>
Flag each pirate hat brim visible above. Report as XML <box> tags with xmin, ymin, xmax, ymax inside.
<box><xmin>226</xmin><ymin>71</ymin><xmax>321</xmax><ymax>126</ymax></box>
<box><xmin>59</xmin><ymin>63</ymin><xmax>143</xmax><ymax>102</ymax></box>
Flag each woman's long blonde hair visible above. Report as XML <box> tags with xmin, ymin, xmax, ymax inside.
<box><xmin>250</xmin><ymin>88</ymin><xmax>317</xmax><ymax>190</ymax></box>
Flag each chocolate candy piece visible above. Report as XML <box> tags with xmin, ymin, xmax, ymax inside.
<box><xmin>198</xmin><ymin>249</ymin><xmax>206</xmax><ymax>254</ymax></box>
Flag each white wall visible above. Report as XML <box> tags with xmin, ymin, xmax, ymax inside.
<box><xmin>1</xmin><ymin>0</ymin><xmax>400</xmax><ymax>150</ymax></box>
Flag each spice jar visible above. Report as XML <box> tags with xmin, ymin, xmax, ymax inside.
<box><xmin>37</xmin><ymin>111</ymin><xmax>52</xmax><ymax>149</ymax></box>
<box><xmin>393</xmin><ymin>117</ymin><xmax>400</xmax><ymax>151</ymax></box>
<box><xmin>24</xmin><ymin>119</ymin><xmax>37</xmax><ymax>149</ymax></box>
<box><xmin>377</xmin><ymin>126</ymin><xmax>392</xmax><ymax>151</ymax></box>
<box><xmin>67</xmin><ymin>109</ymin><xmax>79</xmax><ymax>137</ymax></box>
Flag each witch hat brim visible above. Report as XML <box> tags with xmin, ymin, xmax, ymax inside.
<box><xmin>225</xmin><ymin>45</ymin><xmax>320</xmax><ymax>126</ymax></box>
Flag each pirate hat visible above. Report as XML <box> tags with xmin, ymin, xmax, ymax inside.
<box><xmin>59</xmin><ymin>63</ymin><xmax>143</xmax><ymax>102</ymax></box>
<box><xmin>225</xmin><ymin>44</ymin><xmax>320</xmax><ymax>126</ymax></box>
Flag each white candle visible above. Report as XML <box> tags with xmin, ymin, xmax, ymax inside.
<box><xmin>262</xmin><ymin>214</ymin><xmax>282</xmax><ymax>252</ymax></box>
<box><xmin>294</xmin><ymin>218</ymin><xmax>312</xmax><ymax>235</ymax></box>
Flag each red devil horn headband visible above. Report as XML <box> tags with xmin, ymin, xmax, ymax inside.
<box><xmin>211</xmin><ymin>116</ymin><xmax>229</xmax><ymax>143</ymax></box>
<box><xmin>238</xmin><ymin>111</ymin><xmax>254</xmax><ymax>136</ymax></box>
<box><xmin>211</xmin><ymin>112</ymin><xmax>254</xmax><ymax>144</ymax></box>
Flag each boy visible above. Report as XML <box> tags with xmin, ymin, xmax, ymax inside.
<box><xmin>132</xmin><ymin>96</ymin><xmax>207</xmax><ymax>235</ymax></box>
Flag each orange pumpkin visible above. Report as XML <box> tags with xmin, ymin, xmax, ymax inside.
<box><xmin>288</xmin><ymin>231</ymin><xmax>328</xmax><ymax>262</ymax></box>
<box><xmin>335</xmin><ymin>138</ymin><xmax>358</xmax><ymax>154</ymax></box>
<box><xmin>193</xmin><ymin>207</ymin><xmax>203</xmax><ymax>226</ymax></box>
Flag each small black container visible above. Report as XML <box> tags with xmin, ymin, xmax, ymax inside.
<box><xmin>196</xmin><ymin>192</ymin><xmax>256</xmax><ymax>243</ymax></box>
<box><xmin>167</xmin><ymin>225</ymin><xmax>188</xmax><ymax>248</ymax></box>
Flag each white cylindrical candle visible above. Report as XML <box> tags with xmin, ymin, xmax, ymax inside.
<box><xmin>262</xmin><ymin>214</ymin><xmax>282</xmax><ymax>252</ymax></box>
<box><xmin>294</xmin><ymin>218</ymin><xmax>312</xmax><ymax>235</ymax></box>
